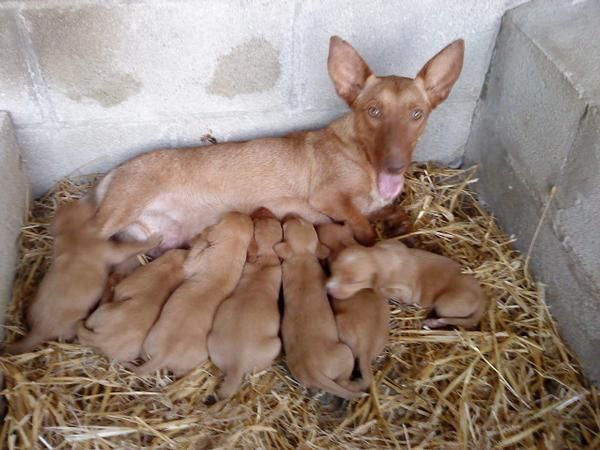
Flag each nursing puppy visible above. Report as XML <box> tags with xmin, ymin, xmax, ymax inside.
<box><xmin>276</xmin><ymin>217</ymin><xmax>364</xmax><ymax>400</ymax></box>
<box><xmin>77</xmin><ymin>249</ymin><xmax>188</xmax><ymax>362</ymax></box>
<box><xmin>4</xmin><ymin>200</ymin><xmax>160</xmax><ymax>355</ymax></box>
<box><xmin>135</xmin><ymin>212</ymin><xmax>253</xmax><ymax>377</ymax></box>
<box><xmin>208</xmin><ymin>208</ymin><xmax>283</xmax><ymax>399</ymax></box>
<box><xmin>327</xmin><ymin>239</ymin><xmax>487</xmax><ymax>329</ymax></box>
<box><xmin>317</xmin><ymin>223</ymin><xmax>389</xmax><ymax>390</ymax></box>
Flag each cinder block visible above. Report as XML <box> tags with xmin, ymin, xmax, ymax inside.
<box><xmin>487</xmin><ymin>12</ymin><xmax>586</xmax><ymax>199</ymax></box>
<box><xmin>21</xmin><ymin>1</ymin><xmax>296</xmax><ymax>122</ymax></box>
<box><xmin>0</xmin><ymin>10</ymin><xmax>43</xmax><ymax>125</ymax></box>
<box><xmin>465</xmin><ymin>0</ymin><xmax>600</xmax><ymax>384</ymax></box>
<box><xmin>0</xmin><ymin>112</ymin><xmax>30</xmax><ymax>340</ymax></box>
<box><xmin>555</xmin><ymin>106</ymin><xmax>600</xmax><ymax>279</ymax></box>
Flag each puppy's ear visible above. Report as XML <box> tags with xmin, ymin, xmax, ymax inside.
<box><xmin>274</xmin><ymin>242</ymin><xmax>292</xmax><ymax>260</ymax></box>
<box><xmin>246</xmin><ymin>237</ymin><xmax>258</xmax><ymax>263</ymax></box>
<box><xmin>328</xmin><ymin>36</ymin><xmax>373</xmax><ymax>105</ymax></box>
<box><xmin>417</xmin><ymin>39</ymin><xmax>464</xmax><ymax>108</ymax></box>
<box><xmin>316</xmin><ymin>243</ymin><xmax>330</xmax><ymax>260</ymax></box>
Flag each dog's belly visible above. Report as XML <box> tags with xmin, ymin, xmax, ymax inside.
<box><xmin>118</xmin><ymin>195</ymin><xmax>331</xmax><ymax>253</ymax></box>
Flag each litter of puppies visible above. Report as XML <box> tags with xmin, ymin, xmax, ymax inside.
<box><xmin>1</xmin><ymin>164</ymin><xmax>598</xmax><ymax>449</ymax></box>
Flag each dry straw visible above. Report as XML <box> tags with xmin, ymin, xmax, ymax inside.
<box><xmin>1</xmin><ymin>165</ymin><xmax>599</xmax><ymax>449</ymax></box>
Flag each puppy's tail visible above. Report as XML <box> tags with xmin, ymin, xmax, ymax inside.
<box><xmin>216</xmin><ymin>367</ymin><xmax>244</xmax><ymax>400</ymax></box>
<box><xmin>2</xmin><ymin>333</ymin><xmax>45</xmax><ymax>355</ymax></box>
<box><xmin>357</xmin><ymin>357</ymin><xmax>373</xmax><ymax>391</ymax></box>
<box><xmin>314</xmin><ymin>372</ymin><xmax>367</xmax><ymax>401</ymax></box>
<box><xmin>76</xmin><ymin>320</ymin><xmax>96</xmax><ymax>346</ymax></box>
<box><xmin>133</xmin><ymin>355</ymin><xmax>164</xmax><ymax>376</ymax></box>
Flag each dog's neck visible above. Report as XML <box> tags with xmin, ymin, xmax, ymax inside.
<box><xmin>326</xmin><ymin>113</ymin><xmax>375</xmax><ymax>168</ymax></box>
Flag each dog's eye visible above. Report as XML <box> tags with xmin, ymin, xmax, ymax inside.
<box><xmin>368</xmin><ymin>105</ymin><xmax>382</xmax><ymax>118</ymax></box>
<box><xmin>411</xmin><ymin>109</ymin><xmax>423</xmax><ymax>120</ymax></box>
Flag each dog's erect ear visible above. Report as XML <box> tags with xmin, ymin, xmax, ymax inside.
<box><xmin>316</xmin><ymin>243</ymin><xmax>330</xmax><ymax>260</ymax></box>
<box><xmin>417</xmin><ymin>39</ymin><xmax>464</xmax><ymax>108</ymax></box>
<box><xmin>274</xmin><ymin>242</ymin><xmax>292</xmax><ymax>260</ymax></box>
<box><xmin>328</xmin><ymin>36</ymin><xmax>373</xmax><ymax>105</ymax></box>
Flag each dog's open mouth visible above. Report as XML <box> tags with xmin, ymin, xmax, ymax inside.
<box><xmin>377</xmin><ymin>172</ymin><xmax>405</xmax><ymax>200</ymax></box>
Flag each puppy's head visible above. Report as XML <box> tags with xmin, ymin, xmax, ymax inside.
<box><xmin>316</xmin><ymin>223</ymin><xmax>357</xmax><ymax>258</ymax></box>
<box><xmin>50</xmin><ymin>200</ymin><xmax>96</xmax><ymax>236</ymax></box>
<box><xmin>326</xmin><ymin>246</ymin><xmax>376</xmax><ymax>299</ymax></box>
<box><xmin>249</xmin><ymin>208</ymin><xmax>282</xmax><ymax>261</ymax></box>
<box><xmin>274</xmin><ymin>217</ymin><xmax>329</xmax><ymax>260</ymax></box>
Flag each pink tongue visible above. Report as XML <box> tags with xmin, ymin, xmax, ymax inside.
<box><xmin>377</xmin><ymin>173</ymin><xmax>404</xmax><ymax>200</ymax></box>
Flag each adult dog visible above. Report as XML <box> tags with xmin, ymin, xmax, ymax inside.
<box><xmin>92</xmin><ymin>36</ymin><xmax>464</xmax><ymax>248</ymax></box>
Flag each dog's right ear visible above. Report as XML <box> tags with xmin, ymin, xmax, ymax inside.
<box><xmin>328</xmin><ymin>36</ymin><xmax>373</xmax><ymax>105</ymax></box>
<box><xmin>274</xmin><ymin>242</ymin><xmax>291</xmax><ymax>260</ymax></box>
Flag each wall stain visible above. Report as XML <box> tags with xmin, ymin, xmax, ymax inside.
<box><xmin>24</xmin><ymin>6</ymin><xmax>141</xmax><ymax>107</ymax></box>
<box><xmin>207</xmin><ymin>37</ymin><xmax>280</xmax><ymax>99</ymax></box>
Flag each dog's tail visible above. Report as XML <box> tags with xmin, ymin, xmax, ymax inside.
<box><xmin>357</xmin><ymin>357</ymin><xmax>373</xmax><ymax>391</ymax></box>
<box><xmin>313</xmin><ymin>372</ymin><xmax>367</xmax><ymax>401</ymax></box>
<box><xmin>216</xmin><ymin>366</ymin><xmax>244</xmax><ymax>400</ymax></box>
<box><xmin>133</xmin><ymin>355</ymin><xmax>164</xmax><ymax>376</ymax></box>
<box><xmin>76</xmin><ymin>320</ymin><xmax>96</xmax><ymax>346</ymax></box>
<box><xmin>2</xmin><ymin>333</ymin><xmax>45</xmax><ymax>355</ymax></box>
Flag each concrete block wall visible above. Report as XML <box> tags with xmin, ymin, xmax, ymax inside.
<box><xmin>465</xmin><ymin>0</ymin><xmax>600</xmax><ymax>384</ymax></box>
<box><xmin>0</xmin><ymin>112</ymin><xmax>29</xmax><ymax>341</ymax></box>
<box><xmin>0</xmin><ymin>0</ymin><xmax>526</xmax><ymax>196</ymax></box>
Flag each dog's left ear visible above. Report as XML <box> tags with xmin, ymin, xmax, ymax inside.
<box><xmin>328</xmin><ymin>36</ymin><xmax>373</xmax><ymax>105</ymax></box>
<box><xmin>417</xmin><ymin>39</ymin><xmax>465</xmax><ymax>108</ymax></box>
<box><xmin>316</xmin><ymin>243</ymin><xmax>330</xmax><ymax>260</ymax></box>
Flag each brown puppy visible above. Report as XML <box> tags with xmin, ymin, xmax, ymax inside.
<box><xmin>4</xmin><ymin>200</ymin><xmax>160</xmax><ymax>354</ymax></box>
<box><xmin>92</xmin><ymin>37</ymin><xmax>464</xmax><ymax>249</ymax></box>
<box><xmin>317</xmin><ymin>223</ymin><xmax>389</xmax><ymax>390</ymax></box>
<box><xmin>276</xmin><ymin>217</ymin><xmax>364</xmax><ymax>400</ymax></box>
<box><xmin>327</xmin><ymin>240</ymin><xmax>487</xmax><ymax>329</ymax></box>
<box><xmin>77</xmin><ymin>249</ymin><xmax>188</xmax><ymax>362</ymax></box>
<box><xmin>135</xmin><ymin>212</ymin><xmax>253</xmax><ymax>377</ymax></box>
<box><xmin>208</xmin><ymin>208</ymin><xmax>283</xmax><ymax>399</ymax></box>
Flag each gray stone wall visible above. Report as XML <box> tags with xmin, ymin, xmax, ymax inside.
<box><xmin>0</xmin><ymin>112</ymin><xmax>29</xmax><ymax>340</ymax></box>
<box><xmin>465</xmin><ymin>0</ymin><xmax>600</xmax><ymax>385</ymax></box>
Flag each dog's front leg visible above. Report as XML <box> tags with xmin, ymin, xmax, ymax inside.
<box><xmin>311</xmin><ymin>194</ymin><xmax>376</xmax><ymax>246</ymax></box>
<box><xmin>368</xmin><ymin>203</ymin><xmax>414</xmax><ymax>239</ymax></box>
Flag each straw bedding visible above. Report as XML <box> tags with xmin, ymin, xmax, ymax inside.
<box><xmin>1</xmin><ymin>164</ymin><xmax>599</xmax><ymax>449</ymax></box>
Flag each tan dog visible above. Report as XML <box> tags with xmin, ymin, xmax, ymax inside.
<box><xmin>92</xmin><ymin>37</ymin><xmax>464</xmax><ymax>249</ymax></box>
<box><xmin>77</xmin><ymin>249</ymin><xmax>188</xmax><ymax>362</ymax></box>
<box><xmin>208</xmin><ymin>208</ymin><xmax>283</xmax><ymax>399</ymax></box>
<box><xmin>134</xmin><ymin>212</ymin><xmax>253</xmax><ymax>376</ymax></box>
<box><xmin>275</xmin><ymin>217</ymin><xmax>364</xmax><ymax>400</ymax></box>
<box><xmin>4</xmin><ymin>200</ymin><xmax>160</xmax><ymax>354</ymax></box>
<box><xmin>327</xmin><ymin>240</ymin><xmax>487</xmax><ymax>329</ymax></box>
<box><xmin>317</xmin><ymin>223</ymin><xmax>389</xmax><ymax>390</ymax></box>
